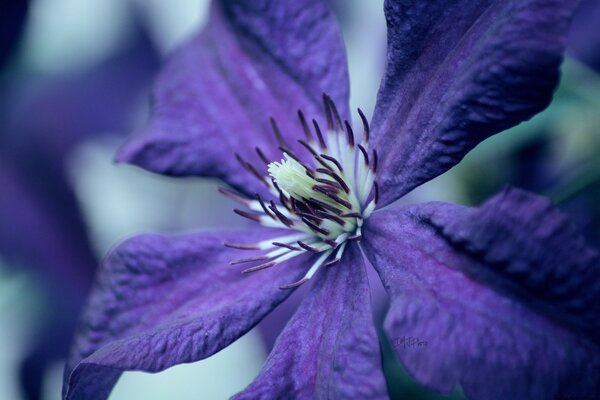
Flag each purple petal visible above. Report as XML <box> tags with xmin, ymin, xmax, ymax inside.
<box><xmin>362</xmin><ymin>188</ymin><xmax>600</xmax><ymax>399</ymax></box>
<box><xmin>568</xmin><ymin>0</ymin><xmax>600</xmax><ymax>72</ymax></box>
<box><xmin>371</xmin><ymin>0</ymin><xmax>579</xmax><ymax>206</ymax></box>
<box><xmin>233</xmin><ymin>245</ymin><xmax>388</xmax><ymax>399</ymax></box>
<box><xmin>118</xmin><ymin>0</ymin><xmax>349</xmax><ymax>196</ymax></box>
<box><xmin>63</xmin><ymin>229</ymin><xmax>308</xmax><ymax>400</ymax></box>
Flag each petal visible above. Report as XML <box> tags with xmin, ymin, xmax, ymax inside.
<box><xmin>362</xmin><ymin>188</ymin><xmax>600</xmax><ymax>399</ymax></box>
<box><xmin>568</xmin><ymin>0</ymin><xmax>600</xmax><ymax>72</ymax></box>
<box><xmin>118</xmin><ymin>0</ymin><xmax>349</xmax><ymax>196</ymax></box>
<box><xmin>371</xmin><ymin>0</ymin><xmax>579</xmax><ymax>206</ymax></box>
<box><xmin>233</xmin><ymin>244</ymin><xmax>388</xmax><ymax>399</ymax></box>
<box><xmin>63</xmin><ymin>229</ymin><xmax>308</xmax><ymax>400</ymax></box>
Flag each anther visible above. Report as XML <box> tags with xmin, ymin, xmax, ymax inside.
<box><xmin>357</xmin><ymin>107</ymin><xmax>370</xmax><ymax>142</ymax></box>
<box><xmin>224</xmin><ymin>243</ymin><xmax>260</xmax><ymax>250</ymax></box>
<box><xmin>358</xmin><ymin>144</ymin><xmax>369</xmax><ymax>165</ymax></box>
<box><xmin>344</xmin><ymin>120</ymin><xmax>355</xmax><ymax>147</ymax></box>
<box><xmin>312</xmin><ymin>119</ymin><xmax>327</xmax><ymax>149</ymax></box>
<box><xmin>234</xmin><ymin>209</ymin><xmax>262</xmax><ymax>222</ymax></box>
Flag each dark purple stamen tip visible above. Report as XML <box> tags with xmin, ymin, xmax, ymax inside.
<box><xmin>270</xmin><ymin>117</ymin><xmax>287</xmax><ymax>147</ymax></box>
<box><xmin>234</xmin><ymin>209</ymin><xmax>262</xmax><ymax>222</ymax></box>
<box><xmin>320</xmin><ymin>154</ymin><xmax>343</xmax><ymax>172</ymax></box>
<box><xmin>231</xmin><ymin>255</ymin><xmax>270</xmax><ymax>265</ymax></box>
<box><xmin>272</xmin><ymin>242</ymin><xmax>302</xmax><ymax>251</ymax></box>
<box><xmin>312</xmin><ymin>186</ymin><xmax>352</xmax><ymax>209</ymax></box>
<box><xmin>312</xmin><ymin>118</ymin><xmax>327</xmax><ymax>149</ymax></box>
<box><xmin>358</xmin><ymin>144</ymin><xmax>369</xmax><ymax>165</ymax></box>
<box><xmin>235</xmin><ymin>153</ymin><xmax>269</xmax><ymax>187</ymax></box>
<box><xmin>298</xmin><ymin>241</ymin><xmax>320</xmax><ymax>252</ymax></box>
<box><xmin>218</xmin><ymin>187</ymin><xmax>249</xmax><ymax>205</ymax></box>
<box><xmin>357</xmin><ymin>107</ymin><xmax>370</xmax><ymax>142</ymax></box>
<box><xmin>242</xmin><ymin>261</ymin><xmax>277</xmax><ymax>274</ymax></box>
<box><xmin>298</xmin><ymin>110</ymin><xmax>314</xmax><ymax>143</ymax></box>
<box><xmin>344</xmin><ymin>120</ymin><xmax>355</xmax><ymax>147</ymax></box>
<box><xmin>324</xmin><ymin>258</ymin><xmax>341</xmax><ymax>267</ymax></box>
<box><xmin>280</xmin><ymin>278</ymin><xmax>309</xmax><ymax>289</ymax></box>
<box><xmin>341</xmin><ymin>212</ymin><xmax>362</xmax><ymax>218</ymax></box>
<box><xmin>269</xmin><ymin>201</ymin><xmax>295</xmax><ymax>227</ymax></box>
<box><xmin>301</xmin><ymin>217</ymin><xmax>330</xmax><ymax>235</ymax></box>
<box><xmin>372</xmin><ymin>149</ymin><xmax>378</xmax><ymax>172</ymax></box>
<box><xmin>255</xmin><ymin>147</ymin><xmax>270</xmax><ymax>165</ymax></box>
<box><xmin>224</xmin><ymin>242</ymin><xmax>260</xmax><ymax>250</ymax></box>
<box><xmin>256</xmin><ymin>193</ymin><xmax>276</xmax><ymax>219</ymax></box>
<box><xmin>316</xmin><ymin>168</ymin><xmax>349</xmax><ymax>193</ymax></box>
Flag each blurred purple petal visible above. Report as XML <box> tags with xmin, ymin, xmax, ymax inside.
<box><xmin>234</xmin><ymin>245</ymin><xmax>388</xmax><ymax>399</ymax></box>
<box><xmin>0</xmin><ymin>21</ymin><xmax>159</xmax><ymax>400</ymax></box>
<box><xmin>372</xmin><ymin>0</ymin><xmax>578</xmax><ymax>206</ymax></box>
<box><xmin>64</xmin><ymin>229</ymin><xmax>308</xmax><ymax>400</ymax></box>
<box><xmin>363</xmin><ymin>188</ymin><xmax>600</xmax><ymax>399</ymax></box>
<box><xmin>568</xmin><ymin>0</ymin><xmax>600</xmax><ymax>72</ymax></box>
<box><xmin>118</xmin><ymin>0</ymin><xmax>349</xmax><ymax>196</ymax></box>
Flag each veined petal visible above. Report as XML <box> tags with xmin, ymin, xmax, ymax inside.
<box><xmin>118</xmin><ymin>0</ymin><xmax>349</xmax><ymax>196</ymax></box>
<box><xmin>363</xmin><ymin>188</ymin><xmax>600</xmax><ymax>400</ymax></box>
<box><xmin>63</xmin><ymin>229</ymin><xmax>308</xmax><ymax>400</ymax></box>
<box><xmin>372</xmin><ymin>0</ymin><xmax>579</xmax><ymax>206</ymax></box>
<box><xmin>233</xmin><ymin>245</ymin><xmax>388</xmax><ymax>400</ymax></box>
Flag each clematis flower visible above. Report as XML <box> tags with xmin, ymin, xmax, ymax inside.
<box><xmin>63</xmin><ymin>1</ymin><xmax>600</xmax><ymax>399</ymax></box>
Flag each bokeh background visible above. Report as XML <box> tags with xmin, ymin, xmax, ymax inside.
<box><xmin>0</xmin><ymin>0</ymin><xmax>598</xmax><ymax>399</ymax></box>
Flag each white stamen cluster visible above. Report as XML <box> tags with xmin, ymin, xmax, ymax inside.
<box><xmin>222</xmin><ymin>95</ymin><xmax>378</xmax><ymax>289</ymax></box>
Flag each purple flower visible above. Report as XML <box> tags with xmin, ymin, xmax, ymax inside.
<box><xmin>64</xmin><ymin>1</ymin><xmax>599</xmax><ymax>399</ymax></box>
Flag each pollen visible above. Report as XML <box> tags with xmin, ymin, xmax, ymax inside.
<box><xmin>222</xmin><ymin>94</ymin><xmax>378</xmax><ymax>289</ymax></box>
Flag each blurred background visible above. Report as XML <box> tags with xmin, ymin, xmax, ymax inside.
<box><xmin>0</xmin><ymin>0</ymin><xmax>598</xmax><ymax>399</ymax></box>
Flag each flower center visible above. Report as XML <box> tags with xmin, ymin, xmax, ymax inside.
<box><xmin>221</xmin><ymin>94</ymin><xmax>378</xmax><ymax>288</ymax></box>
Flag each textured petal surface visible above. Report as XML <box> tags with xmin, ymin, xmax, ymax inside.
<box><xmin>371</xmin><ymin>0</ymin><xmax>579</xmax><ymax>206</ymax></box>
<box><xmin>234</xmin><ymin>244</ymin><xmax>388</xmax><ymax>399</ymax></box>
<box><xmin>63</xmin><ymin>229</ymin><xmax>308</xmax><ymax>400</ymax></box>
<box><xmin>363</xmin><ymin>188</ymin><xmax>600</xmax><ymax>400</ymax></box>
<box><xmin>118</xmin><ymin>0</ymin><xmax>349</xmax><ymax>196</ymax></box>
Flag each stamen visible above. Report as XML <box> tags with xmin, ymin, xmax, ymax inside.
<box><xmin>372</xmin><ymin>149</ymin><xmax>378</xmax><ymax>172</ymax></box>
<box><xmin>298</xmin><ymin>241</ymin><xmax>320</xmax><ymax>252</ymax></box>
<box><xmin>312</xmin><ymin>119</ymin><xmax>327</xmax><ymax>149</ymax></box>
<box><xmin>269</xmin><ymin>201</ymin><xmax>295</xmax><ymax>227</ymax></box>
<box><xmin>235</xmin><ymin>153</ymin><xmax>269</xmax><ymax>187</ymax></box>
<box><xmin>358</xmin><ymin>144</ymin><xmax>369</xmax><ymax>165</ymax></box>
<box><xmin>358</xmin><ymin>107</ymin><xmax>370</xmax><ymax>142</ymax></box>
<box><xmin>270</xmin><ymin>117</ymin><xmax>287</xmax><ymax>147</ymax></box>
<box><xmin>256</xmin><ymin>193</ymin><xmax>275</xmax><ymax>219</ymax></box>
<box><xmin>272</xmin><ymin>242</ymin><xmax>302</xmax><ymax>251</ymax></box>
<box><xmin>234</xmin><ymin>209</ymin><xmax>262</xmax><ymax>222</ymax></box>
<box><xmin>344</xmin><ymin>120</ymin><xmax>355</xmax><ymax>147</ymax></box>
<box><xmin>218</xmin><ymin>187</ymin><xmax>250</xmax><ymax>205</ymax></box>
<box><xmin>224</xmin><ymin>243</ymin><xmax>260</xmax><ymax>250</ymax></box>
<box><xmin>230</xmin><ymin>256</ymin><xmax>270</xmax><ymax>265</ymax></box>
<box><xmin>280</xmin><ymin>249</ymin><xmax>332</xmax><ymax>289</ymax></box>
<box><xmin>297</xmin><ymin>110</ymin><xmax>314</xmax><ymax>143</ymax></box>
<box><xmin>320</xmin><ymin>154</ymin><xmax>343</xmax><ymax>172</ymax></box>
<box><xmin>255</xmin><ymin>147</ymin><xmax>270</xmax><ymax>165</ymax></box>
<box><xmin>224</xmin><ymin>95</ymin><xmax>378</xmax><ymax>290</ymax></box>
